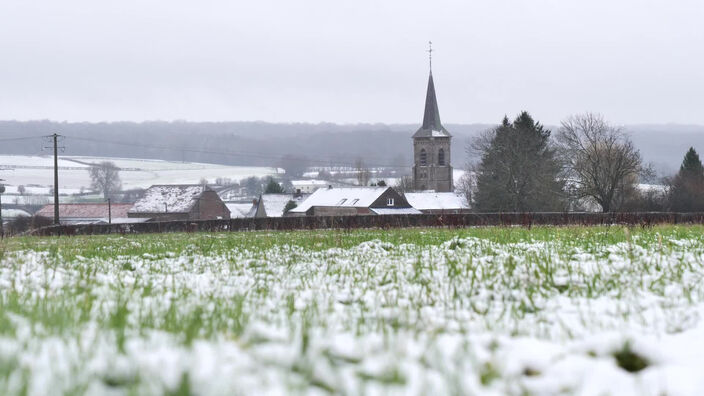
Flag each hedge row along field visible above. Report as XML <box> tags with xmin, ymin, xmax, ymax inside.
<box><xmin>2</xmin><ymin>226</ymin><xmax>704</xmax><ymax>395</ymax></box>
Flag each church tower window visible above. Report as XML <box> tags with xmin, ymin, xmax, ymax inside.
<box><xmin>420</xmin><ymin>149</ymin><xmax>427</xmax><ymax>166</ymax></box>
<box><xmin>438</xmin><ymin>148</ymin><xmax>445</xmax><ymax>166</ymax></box>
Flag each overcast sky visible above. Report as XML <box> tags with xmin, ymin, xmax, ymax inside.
<box><xmin>1</xmin><ymin>0</ymin><xmax>703</xmax><ymax>125</ymax></box>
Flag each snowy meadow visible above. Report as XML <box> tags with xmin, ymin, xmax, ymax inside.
<box><xmin>2</xmin><ymin>226</ymin><xmax>704</xmax><ymax>395</ymax></box>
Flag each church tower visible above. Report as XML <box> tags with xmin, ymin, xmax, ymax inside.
<box><xmin>412</xmin><ymin>43</ymin><xmax>453</xmax><ymax>192</ymax></box>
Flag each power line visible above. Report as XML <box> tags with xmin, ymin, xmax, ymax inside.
<box><xmin>64</xmin><ymin>135</ymin><xmax>411</xmax><ymax>169</ymax></box>
<box><xmin>0</xmin><ymin>135</ymin><xmax>45</xmax><ymax>142</ymax></box>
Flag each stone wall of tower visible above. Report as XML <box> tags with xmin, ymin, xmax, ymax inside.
<box><xmin>412</xmin><ymin>136</ymin><xmax>453</xmax><ymax>192</ymax></box>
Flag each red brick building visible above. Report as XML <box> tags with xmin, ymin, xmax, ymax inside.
<box><xmin>35</xmin><ymin>203</ymin><xmax>134</xmax><ymax>224</ymax></box>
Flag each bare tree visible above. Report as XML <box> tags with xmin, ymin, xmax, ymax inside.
<box><xmin>556</xmin><ymin>113</ymin><xmax>644</xmax><ymax>212</ymax></box>
<box><xmin>89</xmin><ymin>161</ymin><xmax>122</xmax><ymax>199</ymax></box>
<box><xmin>394</xmin><ymin>175</ymin><xmax>414</xmax><ymax>193</ymax></box>
<box><xmin>455</xmin><ymin>171</ymin><xmax>475</xmax><ymax>207</ymax></box>
<box><xmin>278</xmin><ymin>155</ymin><xmax>310</xmax><ymax>179</ymax></box>
<box><xmin>355</xmin><ymin>158</ymin><xmax>371</xmax><ymax>186</ymax></box>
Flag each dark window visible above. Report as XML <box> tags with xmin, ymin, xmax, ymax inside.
<box><xmin>420</xmin><ymin>149</ymin><xmax>427</xmax><ymax>166</ymax></box>
<box><xmin>438</xmin><ymin>148</ymin><xmax>445</xmax><ymax>166</ymax></box>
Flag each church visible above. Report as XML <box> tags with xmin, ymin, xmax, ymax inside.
<box><xmin>412</xmin><ymin>52</ymin><xmax>453</xmax><ymax>192</ymax></box>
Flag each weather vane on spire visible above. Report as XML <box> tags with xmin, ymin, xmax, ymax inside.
<box><xmin>427</xmin><ymin>41</ymin><xmax>433</xmax><ymax>71</ymax></box>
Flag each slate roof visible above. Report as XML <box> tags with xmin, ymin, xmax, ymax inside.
<box><xmin>404</xmin><ymin>192</ymin><xmax>470</xmax><ymax>211</ymax></box>
<box><xmin>35</xmin><ymin>203</ymin><xmax>133</xmax><ymax>219</ymax></box>
<box><xmin>412</xmin><ymin>72</ymin><xmax>451</xmax><ymax>138</ymax></box>
<box><xmin>289</xmin><ymin>187</ymin><xmax>391</xmax><ymax>213</ymax></box>
<box><xmin>129</xmin><ymin>185</ymin><xmax>206</xmax><ymax>214</ymax></box>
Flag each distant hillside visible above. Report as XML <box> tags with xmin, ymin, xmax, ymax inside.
<box><xmin>1</xmin><ymin>120</ymin><xmax>701</xmax><ymax>177</ymax></box>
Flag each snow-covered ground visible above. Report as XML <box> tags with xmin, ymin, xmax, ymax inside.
<box><xmin>0</xmin><ymin>155</ymin><xmax>280</xmax><ymax>192</ymax></box>
<box><xmin>1</xmin><ymin>228</ymin><xmax>704</xmax><ymax>394</ymax></box>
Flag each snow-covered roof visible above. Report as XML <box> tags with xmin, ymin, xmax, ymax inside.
<box><xmin>36</xmin><ymin>203</ymin><xmax>133</xmax><ymax>219</ymax></box>
<box><xmin>291</xmin><ymin>180</ymin><xmax>330</xmax><ymax>186</ymax></box>
<box><xmin>404</xmin><ymin>192</ymin><xmax>470</xmax><ymax>211</ymax></box>
<box><xmin>289</xmin><ymin>187</ymin><xmax>390</xmax><ymax>213</ymax></box>
<box><xmin>637</xmin><ymin>184</ymin><xmax>668</xmax><ymax>194</ymax></box>
<box><xmin>226</xmin><ymin>203</ymin><xmax>255</xmax><ymax>218</ymax></box>
<box><xmin>61</xmin><ymin>217</ymin><xmax>151</xmax><ymax>225</ymax></box>
<box><xmin>129</xmin><ymin>185</ymin><xmax>206</xmax><ymax>214</ymax></box>
<box><xmin>259</xmin><ymin>193</ymin><xmax>310</xmax><ymax>217</ymax></box>
<box><xmin>370</xmin><ymin>208</ymin><xmax>422</xmax><ymax>215</ymax></box>
<box><xmin>1</xmin><ymin>208</ymin><xmax>31</xmax><ymax>218</ymax></box>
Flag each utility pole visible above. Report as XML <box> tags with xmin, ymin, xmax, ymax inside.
<box><xmin>44</xmin><ymin>133</ymin><xmax>63</xmax><ymax>225</ymax></box>
<box><xmin>53</xmin><ymin>134</ymin><xmax>59</xmax><ymax>224</ymax></box>
<box><xmin>0</xmin><ymin>180</ymin><xmax>5</xmax><ymax>239</ymax></box>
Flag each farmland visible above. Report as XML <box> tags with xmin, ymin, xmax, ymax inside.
<box><xmin>1</xmin><ymin>226</ymin><xmax>704</xmax><ymax>395</ymax></box>
<box><xmin>0</xmin><ymin>155</ymin><xmax>278</xmax><ymax>195</ymax></box>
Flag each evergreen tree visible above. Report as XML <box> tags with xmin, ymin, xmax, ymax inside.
<box><xmin>264</xmin><ymin>178</ymin><xmax>285</xmax><ymax>194</ymax></box>
<box><xmin>283</xmin><ymin>200</ymin><xmax>297</xmax><ymax>214</ymax></box>
<box><xmin>669</xmin><ymin>147</ymin><xmax>704</xmax><ymax>212</ymax></box>
<box><xmin>473</xmin><ymin>112</ymin><xmax>565</xmax><ymax>212</ymax></box>
<box><xmin>680</xmin><ymin>147</ymin><xmax>704</xmax><ymax>176</ymax></box>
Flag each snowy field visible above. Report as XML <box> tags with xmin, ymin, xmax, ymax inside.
<box><xmin>0</xmin><ymin>155</ymin><xmax>279</xmax><ymax>192</ymax></box>
<box><xmin>2</xmin><ymin>226</ymin><xmax>704</xmax><ymax>395</ymax></box>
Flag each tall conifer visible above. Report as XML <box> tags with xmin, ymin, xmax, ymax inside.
<box><xmin>669</xmin><ymin>147</ymin><xmax>704</xmax><ymax>212</ymax></box>
<box><xmin>474</xmin><ymin>112</ymin><xmax>564</xmax><ymax>212</ymax></box>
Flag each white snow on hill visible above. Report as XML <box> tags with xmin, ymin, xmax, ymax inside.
<box><xmin>0</xmin><ymin>155</ymin><xmax>279</xmax><ymax>192</ymax></box>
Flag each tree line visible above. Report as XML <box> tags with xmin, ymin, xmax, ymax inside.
<box><xmin>461</xmin><ymin>112</ymin><xmax>704</xmax><ymax>213</ymax></box>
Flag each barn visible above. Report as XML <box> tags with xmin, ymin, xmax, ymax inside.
<box><xmin>128</xmin><ymin>185</ymin><xmax>230</xmax><ymax>221</ymax></box>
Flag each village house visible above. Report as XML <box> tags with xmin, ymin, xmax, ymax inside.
<box><xmin>287</xmin><ymin>186</ymin><xmax>420</xmax><ymax>216</ymax></box>
<box><xmin>252</xmin><ymin>193</ymin><xmax>310</xmax><ymax>218</ymax></box>
<box><xmin>35</xmin><ymin>203</ymin><xmax>137</xmax><ymax>224</ymax></box>
<box><xmin>404</xmin><ymin>192</ymin><xmax>470</xmax><ymax>214</ymax></box>
<box><xmin>225</xmin><ymin>202</ymin><xmax>256</xmax><ymax>218</ymax></box>
<box><xmin>128</xmin><ymin>185</ymin><xmax>230</xmax><ymax>221</ymax></box>
<box><xmin>290</xmin><ymin>180</ymin><xmax>330</xmax><ymax>194</ymax></box>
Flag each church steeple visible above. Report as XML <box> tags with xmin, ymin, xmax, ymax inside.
<box><xmin>413</xmin><ymin>71</ymin><xmax>451</xmax><ymax>138</ymax></box>
<box><xmin>421</xmin><ymin>73</ymin><xmax>443</xmax><ymax>131</ymax></box>
<box><xmin>412</xmin><ymin>41</ymin><xmax>453</xmax><ymax>193</ymax></box>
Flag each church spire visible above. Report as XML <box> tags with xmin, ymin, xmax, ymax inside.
<box><xmin>413</xmin><ymin>42</ymin><xmax>450</xmax><ymax>138</ymax></box>
<box><xmin>421</xmin><ymin>72</ymin><xmax>442</xmax><ymax>130</ymax></box>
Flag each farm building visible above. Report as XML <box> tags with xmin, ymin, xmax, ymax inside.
<box><xmin>252</xmin><ymin>193</ymin><xmax>310</xmax><ymax>218</ymax></box>
<box><xmin>1</xmin><ymin>208</ymin><xmax>31</xmax><ymax>223</ymax></box>
<box><xmin>291</xmin><ymin>180</ymin><xmax>330</xmax><ymax>194</ymax></box>
<box><xmin>128</xmin><ymin>185</ymin><xmax>230</xmax><ymax>221</ymax></box>
<box><xmin>225</xmin><ymin>202</ymin><xmax>256</xmax><ymax>218</ymax></box>
<box><xmin>35</xmin><ymin>203</ymin><xmax>137</xmax><ymax>224</ymax></box>
<box><xmin>287</xmin><ymin>186</ymin><xmax>420</xmax><ymax>216</ymax></box>
<box><xmin>404</xmin><ymin>192</ymin><xmax>470</xmax><ymax>214</ymax></box>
